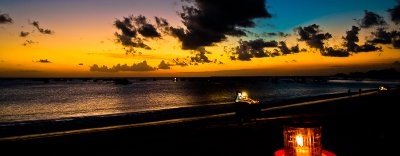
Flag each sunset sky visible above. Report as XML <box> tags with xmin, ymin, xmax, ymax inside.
<box><xmin>0</xmin><ymin>0</ymin><xmax>399</xmax><ymax>77</ymax></box>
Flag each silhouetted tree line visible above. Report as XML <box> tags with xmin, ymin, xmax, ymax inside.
<box><xmin>334</xmin><ymin>68</ymin><xmax>400</xmax><ymax>79</ymax></box>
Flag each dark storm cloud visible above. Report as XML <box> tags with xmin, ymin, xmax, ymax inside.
<box><xmin>154</xmin><ymin>17</ymin><xmax>169</xmax><ymax>28</ymax></box>
<box><xmin>230</xmin><ymin>39</ymin><xmax>302</xmax><ymax>61</ymax></box>
<box><xmin>316</xmin><ymin>25</ymin><xmax>382</xmax><ymax>57</ymax></box>
<box><xmin>114</xmin><ymin>15</ymin><xmax>163</xmax><ymax>52</ymax></box>
<box><xmin>158</xmin><ymin>60</ymin><xmax>171</xmax><ymax>69</ymax></box>
<box><xmin>30</xmin><ymin>21</ymin><xmax>54</xmax><ymax>34</ymax></box>
<box><xmin>356</xmin><ymin>43</ymin><xmax>381</xmax><ymax>52</ymax></box>
<box><xmin>343</xmin><ymin>26</ymin><xmax>381</xmax><ymax>52</ymax></box>
<box><xmin>0</xmin><ymin>12</ymin><xmax>13</xmax><ymax>24</ymax></box>
<box><xmin>270</xmin><ymin>49</ymin><xmax>280</xmax><ymax>57</ymax></box>
<box><xmin>133</xmin><ymin>15</ymin><xmax>161</xmax><ymax>38</ymax></box>
<box><xmin>393</xmin><ymin>34</ymin><xmax>400</xmax><ymax>48</ymax></box>
<box><xmin>247</xmin><ymin>39</ymin><xmax>278</xmax><ymax>48</ymax></box>
<box><xmin>132</xmin><ymin>15</ymin><xmax>146</xmax><ymax>26</ymax></box>
<box><xmin>343</xmin><ymin>26</ymin><xmax>360</xmax><ymax>52</ymax></box>
<box><xmin>388</xmin><ymin>0</ymin><xmax>400</xmax><ymax>24</ymax></box>
<box><xmin>154</xmin><ymin>16</ymin><xmax>172</xmax><ymax>34</ymax></box>
<box><xmin>369</xmin><ymin>28</ymin><xmax>400</xmax><ymax>48</ymax></box>
<box><xmin>359</xmin><ymin>6</ymin><xmax>400</xmax><ymax>49</ymax></box>
<box><xmin>295</xmin><ymin>24</ymin><xmax>332</xmax><ymax>51</ymax></box>
<box><xmin>370</xmin><ymin>28</ymin><xmax>393</xmax><ymax>44</ymax></box>
<box><xmin>323</xmin><ymin>47</ymin><xmax>350</xmax><ymax>57</ymax></box>
<box><xmin>343</xmin><ymin>26</ymin><xmax>361</xmax><ymax>51</ymax></box>
<box><xmin>138</xmin><ymin>24</ymin><xmax>160</xmax><ymax>38</ymax></box>
<box><xmin>190</xmin><ymin>47</ymin><xmax>212</xmax><ymax>63</ymax></box>
<box><xmin>125</xmin><ymin>61</ymin><xmax>156</xmax><ymax>71</ymax></box>
<box><xmin>115</xmin><ymin>17</ymin><xmax>137</xmax><ymax>37</ymax></box>
<box><xmin>295</xmin><ymin>24</ymin><xmax>351</xmax><ymax>57</ymax></box>
<box><xmin>90</xmin><ymin>61</ymin><xmax>156</xmax><ymax>72</ymax></box>
<box><xmin>36</xmin><ymin>59</ymin><xmax>51</xmax><ymax>63</ymax></box>
<box><xmin>170</xmin><ymin>0</ymin><xmax>272</xmax><ymax>50</ymax></box>
<box><xmin>278</xmin><ymin>41</ymin><xmax>299</xmax><ymax>55</ymax></box>
<box><xmin>358</xmin><ymin>10</ymin><xmax>387</xmax><ymax>28</ymax></box>
<box><xmin>20</xmin><ymin>31</ymin><xmax>30</xmax><ymax>37</ymax></box>
<box><xmin>90</xmin><ymin>64</ymin><xmax>115</xmax><ymax>72</ymax></box>
<box><xmin>114</xmin><ymin>17</ymin><xmax>146</xmax><ymax>51</ymax></box>
<box><xmin>114</xmin><ymin>33</ymin><xmax>151</xmax><ymax>49</ymax></box>
<box><xmin>173</xmin><ymin>58</ymin><xmax>189</xmax><ymax>66</ymax></box>
<box><xmin>232</xmin><ymin>39</ymin><xmax>278</xmax><ymax>61</ymax></box>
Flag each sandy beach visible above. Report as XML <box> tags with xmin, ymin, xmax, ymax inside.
<box><xmin>0</xmin><ymin>88</ymin><xmax>397</xmax><ymax>156</ymax></box>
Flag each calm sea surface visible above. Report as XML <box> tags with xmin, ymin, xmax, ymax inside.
<box><xmin>0</xmin><ymin>78</ymin><xmax>398</xmax><ymax>123</ymax></box>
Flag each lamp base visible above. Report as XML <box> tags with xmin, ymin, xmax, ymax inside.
<box><xmin>274</xmin><ymin>149</ymin><xmax>336</xmax><ymax>156</ymax></box>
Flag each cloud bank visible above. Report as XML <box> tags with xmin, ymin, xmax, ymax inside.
<box><xmin>169</xmin><ymin>0</ymin><xmax>272</xmax><ymax>50</ymax></box>
<box><xmin>36</xmin><ymin>59</ymin><xmax>51</xmax><ymax>63</ymax></box>
<box><xmin>90</xmin><ymin>61</ymin><xmax>156</xmax><ymax>72</ymax></box>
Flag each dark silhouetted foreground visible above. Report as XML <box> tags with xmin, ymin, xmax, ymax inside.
<box><xmin>0</xmin><ymin>89</ymin><xmax>397</xmax><ymax>156</ymax></box>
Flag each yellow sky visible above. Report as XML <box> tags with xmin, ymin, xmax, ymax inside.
<box><xmin>1</xmin><ymin>28</ymin><xmax>399</xmax><ymax>77</ymax></box>
<box><xmin>1</xmin><ymin>6</ymin><xmax>400</xmax><ymax>77</ymax></box>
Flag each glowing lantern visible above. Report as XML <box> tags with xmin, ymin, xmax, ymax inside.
<box><xmin>275</xmin><ymin>120</ymin><xmax>336</xmax><ymax>156</ymax></box>
<box><xmin>284</xmin><ymin>125</ymin><xmax>322</xmax><ymax>156</ymax></box>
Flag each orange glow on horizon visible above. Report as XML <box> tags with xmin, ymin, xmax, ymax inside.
<box><xmin>1</xmin><ymin>1</ymin><xmax>399</xmax><ymax>77</ymax></box>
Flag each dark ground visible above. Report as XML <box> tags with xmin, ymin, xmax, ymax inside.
<box><xmin>0</xmin><ymin>89</ymin><xmax>397</xmax><ymax>156</ymax></box>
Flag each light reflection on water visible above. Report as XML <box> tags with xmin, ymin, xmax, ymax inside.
<box><xmin>0</xmin><ymin>79</ymin><xmax>394</xmax><ymax>122</ymax></box>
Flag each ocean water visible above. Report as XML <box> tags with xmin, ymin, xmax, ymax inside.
<box><xmin>0</xmin><ymin>78</ymin><xmax>397</xmax><ymax>123</ymax></box>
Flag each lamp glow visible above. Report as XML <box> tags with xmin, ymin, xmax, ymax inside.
<box><xmin>276</xmin><ymin>121</ymin><xmax>336</xmax><ymax>156</ymax></box>
<box><xmin>295</xmin><ymin>135</ymin><xmax>304</xmax><ymax>147</ymax></box>
<box><xmin>284</xmin><ymin>126</ymin><xmax>322</xmax><ymax>156</ymax></box>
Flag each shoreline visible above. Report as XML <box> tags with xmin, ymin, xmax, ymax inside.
<box><xmin>0</xmin><ymin>89</ymin><xmax>375</xmax><ymax>138</ymax></box>
<box><xmin>0</xmin><ymin>88</ymin><xmax>397</xmax><ymax>155</ymax></box>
